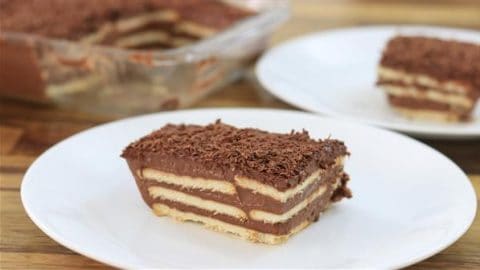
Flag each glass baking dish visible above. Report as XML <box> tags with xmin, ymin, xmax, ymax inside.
<box><xmin>0</xmin><ymin>0</ymin><xmax>289</xmax><ymax>116</ymax></box>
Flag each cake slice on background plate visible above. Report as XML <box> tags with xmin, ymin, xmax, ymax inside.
<box><xmin>377</xmin><ymin>36</ymin><xmax>480</xmax><ymax>122</ymax></box>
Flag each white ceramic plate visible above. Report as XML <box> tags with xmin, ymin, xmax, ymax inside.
<box><xmin>21</xmin><ymin>109</ymin><xmax>476</xmax><ymax>269</ymax></box>
<box><xmin>256</xmin><ymin>26</ymin><xmax>480</xmax><ymax>139</ymax></box>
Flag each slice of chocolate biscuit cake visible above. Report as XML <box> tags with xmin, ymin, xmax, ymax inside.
<box><xmin>122</xmin><ymin>121</ymin><xmax>351</xmax><ymax>244</ymax></box>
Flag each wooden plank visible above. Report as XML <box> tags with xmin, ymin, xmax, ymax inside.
<box><xmin>0</xmin><ymin>155</ymin><xmax>37</xmax><ymax>172</ymax></box>
<box><xmin>1</xmin><ymin>119</ymin><xmax>94</xmax><ymax>155</ymax></box>
<box><xmin>291</xmin><ymin>1</ymin><xmax>480</xmax><ymax>26</ymax></box>
<box><xmin>0</xmin><ymin>125</ymin><xmax>23</xmax><ymax>155</ymax></box>
<box><xmin>0</xmin><ymin>252</ymin><xmax>111</xmax><ymax>269</ymax></box>
<box><xmin>0</xmin><ymin>172</ymin><xmax>23</xmax><ymax>190</ymax></box>
<box><xmin>271</xmin><ymin>1</ymin><xmax>480</xmax><ymax>44</ymax></box>
<box><xmin>0</xmin><ymin>99</ymin><xmax>113</xmax><ymax>124</ymax></box>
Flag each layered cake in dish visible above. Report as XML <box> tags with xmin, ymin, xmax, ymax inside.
<box><xmin>377</xmin><ymin>36</ymin><xmax>480</xmax><ymax>122</ymax></box>
<box><xmin>0</xmin><ymin>0</ymin><xmax>255</xmax><ymax>105</ymax></box>
<box><xmin>122</xmin><ymin>121</ymin><xmax>351</xmax><ymax>244</ymax></box>
<box><xmin>0</xmin><ymin>0</ymin><xmax>253</xmax><ymax>49</ymax></box>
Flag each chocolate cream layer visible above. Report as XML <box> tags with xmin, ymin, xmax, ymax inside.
<box><xmin>378</xmin><ymin>83</ymin><xmax>475</xmax><ymax>110</ymax></box>
<box><xmin>388</xmin><ymin>95</ymin><xmax>459</xmax><ymax>111</ymax></box>
<box><xmin>377</xmin><ymin>80</ymin><xmax>479</xmax><ymax>99</ymax></box>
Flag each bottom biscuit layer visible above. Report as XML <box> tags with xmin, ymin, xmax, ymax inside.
<box><xmin>152</xmin><ymin>203</ymin><xmax>314</xmax><ymax>245</ymax></box>
<box><xmin>393</xmin><ymin>107</ymin><xmax>468</xmax><ymax>122</ymax></box>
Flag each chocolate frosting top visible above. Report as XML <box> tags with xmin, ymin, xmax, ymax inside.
<box><xmin>122</xmin><ymin>120</ymin><xmax>349</xmax><ymax>191</ymax></box>
<box><xmin>0</xmin><ymin>0</ymin><xmax>253</xmax><ymax>40</ymax></box>
<box><xmin>380</xmin><ymin>36</ymin><xmax>480</xmax><ymax>92</ymax></box>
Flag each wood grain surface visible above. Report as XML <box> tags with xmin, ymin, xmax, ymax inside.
<box><xmin>1</xmin><ymin>0</ymin><xmax>479</xmax><ymax>269</ymax></box>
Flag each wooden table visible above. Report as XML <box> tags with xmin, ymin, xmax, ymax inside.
<box><xmin>1</xmin><ymin>0</ymin><xmax>479</xmax><ymax>269</ymax></box>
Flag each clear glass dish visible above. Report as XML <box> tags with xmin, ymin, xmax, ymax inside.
<box><xmin>0</xmin><ymin>0</ymin><xmax>289</xmax><ymax>116</ymax></box>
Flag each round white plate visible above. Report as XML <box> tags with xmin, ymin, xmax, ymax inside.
<box><xmin>21</xmin><ymin>109</ymin><xmax>476</xmax><ymax>269</ymax></box>
<box><xmin>256</xmin><ymin>26</ymin><xmax>480</xmax><ymax>139</ymax></box>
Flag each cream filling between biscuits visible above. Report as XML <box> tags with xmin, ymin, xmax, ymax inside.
<box><xmin>81</xmin><ymin>10</ymin><xmax>178</xmax><ymax>44</ymax></box>
<box><xmin>114</xmin><ymin>31</ymin><xmax>170</xmax><ymax>48</ymax></box>
<box><xmin>46</xmin><ymin>74</ymin><xmax>103</xmax><ymax>97</ymax></box>
<box><xmin>234</xmin><ymin>171</ymin><xmax>320</xmax><ymax>203</ymax></box>
<box><xmin>148</xmin><ymin>176</ymin><xmax>339</xmax><ymax>224</ymax></box>
<box><xmin>175</xmin><ymin>21</ymin><xmax>217</xmax><ymax>38</ymax></box>
<box><xmin>235</xmin><ymin>157</ymin><xmax>344</xmax><ymax>202</ymax></box>
<box><xmin>149</xmin><ymin>186</ymin><xmax>247</xmax><ymax>219</ymax></box>
<box><xmin>152</xmin><ymin>203</ymin><xmax>311</xmax><ymax>244</ymax></box>
<box><xmin>381</xmin><ymin>85</ymin><xmax>473</xmax><ymax>108</ymax></box>
<box><xmin>140</xmin><ymin>169</ymin><xmax>237</xmax><ymax>195</ymax></box>
<box><xmin>378</xmin><ymin>66</ymin><xmax>469</xmax><ymax>94</ymax></box>
<box><xmin>140</xmin><ymin>157</ymin><xmax>344</xmax><ymax>203</ymax></box>
<box><xmin>115</xmin><ymin>10</ymin><xmax>178</xmax><ymax>33</ymax></box>
<box><xmin>249</xmin><ymin>185</ymin><xmax>328</xmax><ymax>223</ymax></box>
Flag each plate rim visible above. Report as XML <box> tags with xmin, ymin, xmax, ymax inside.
<box><xmin>255</xmin><ymin>25</ymin><xmax>480</xmax><ymax>139</ymax></box>
<box><xmin>20</xmin><ymin>108</ymin><xmax>478</xmax><ymax>269</ymax></box>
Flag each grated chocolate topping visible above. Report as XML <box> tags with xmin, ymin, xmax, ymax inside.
<box><xmin>380</xmin><ymin>36</ymin><xmax>480</xmax><ymax>93</ymax></box>
<box><xmin>122</xmin><ymin>120</ymin><xmax>349</xmax><ymax>191</ymax></box>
